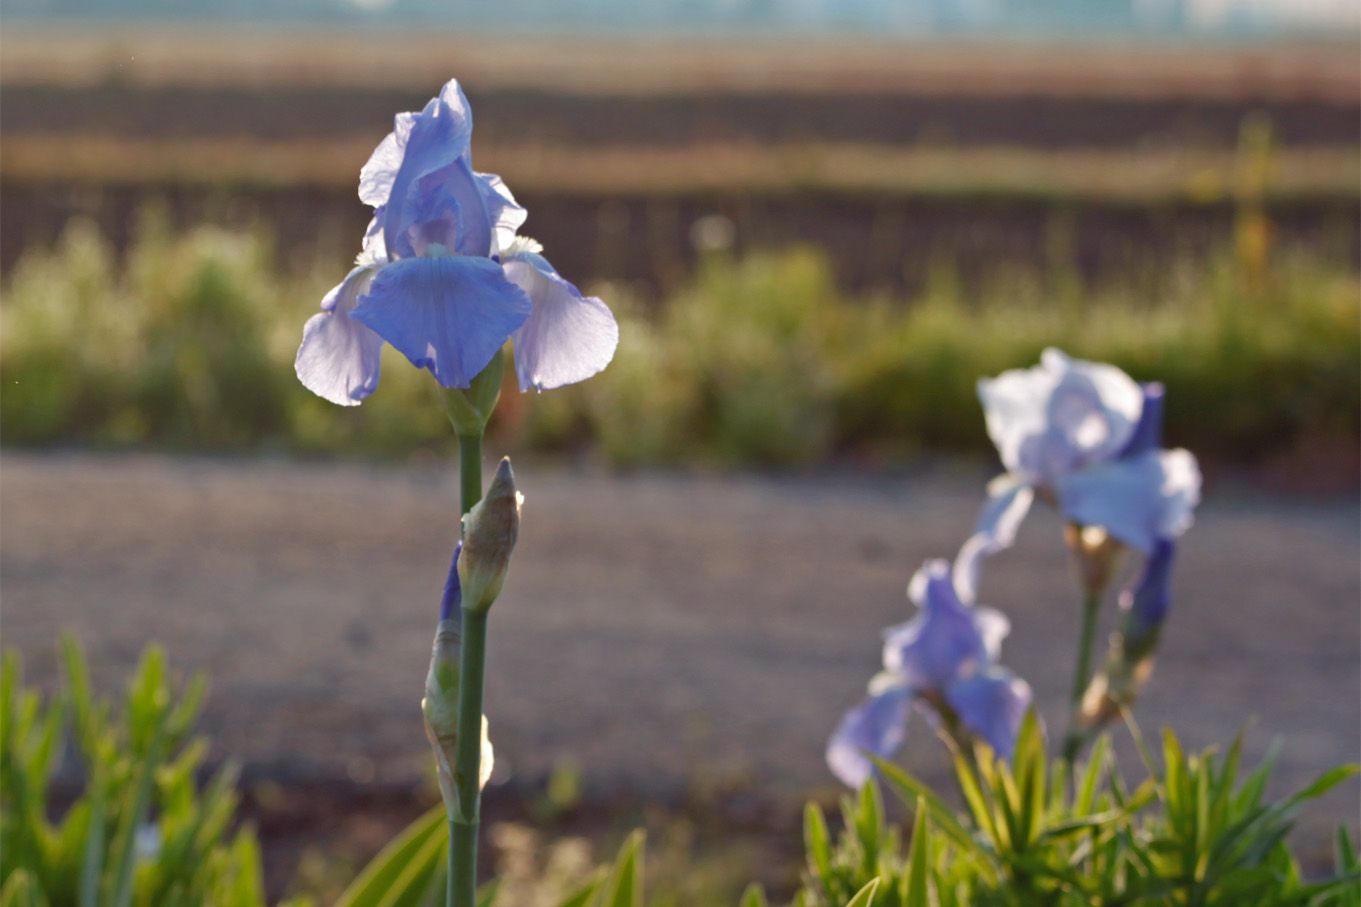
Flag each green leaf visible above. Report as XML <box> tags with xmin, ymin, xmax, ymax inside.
<box><xmin>804</xmin><ymin>803</ymin><xmax>833</xmax><ymax>882</ymax></box>
<box><xmin>598</xmin><ymin>830</ymin><xmax>644</xmax><ymax>907</ymax></box>
<box><xmin>903</xmin><ymin>798</ymin><xmax>930</xmax><ymax>907</ymax></box>
<box><xmin>843</xmin><ymin>878</ymin><xmax>879</xmax><ymax>907</ymax></box>
<box><xmin>738</xmin><ymin>882</ymin><xmax>769</xmax><ymax>907</ymax></box>
<box><xmin>1075</xmin><ymin>735</ymin><xmax>1109</xmax><ymax>817</ymax></box>
<box><xmin>335</xmin><ymin>806</ymin><xmax>445</xmax><ymax>907</ymax></box>
<box><xmin>873</xmin><ymin>758</ymin><xmax>980</xmax><ymax>854</ymax></box>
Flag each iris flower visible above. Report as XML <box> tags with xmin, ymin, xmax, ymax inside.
<box><xmin>827</xmin><ymin>560</ymin><xmax>1033</xmax><ymax>787</ymax></box>
<box><xmin>955</xmin><ymin>349</ymin><xmax>1200</xmax><ymax>600</ymax></box>
<box><xmin>296</xmin><ymin>78</ymin><xmax>618</xmax><ymax>405</ymax></box>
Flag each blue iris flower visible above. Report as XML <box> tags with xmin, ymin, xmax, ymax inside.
<box><xmin>955</xmin><ymin>350</ymin><xmax>1201</xmax><ymax>600</ymax></box>
<box><xmin>296</xmin><ymin>79</ymin><xmax>618</xmax><ymax>405</ymax></box>
<box><xmin>827</xmin><ymin>560</ymin><xmax>1033</xmax><ymax>788</ymax></box>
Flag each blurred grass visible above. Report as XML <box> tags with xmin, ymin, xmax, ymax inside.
<box><xmin>2</xmin><ymin>209</ymin><xmax>1357</xmax><ymax>468</ymax></box>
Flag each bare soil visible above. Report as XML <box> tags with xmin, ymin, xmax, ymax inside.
<box><xmin>3</xmin><ymin>451</ymin><xmax>1357</xmax><ymax>890</ymax></box>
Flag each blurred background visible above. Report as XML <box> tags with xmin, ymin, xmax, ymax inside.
<box><xmin>2</xmin><ymin>0</ymin><xmax>1358</xmax><ymax>901</ymax></box>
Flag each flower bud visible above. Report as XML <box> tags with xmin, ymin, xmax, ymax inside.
<box><xmin>422</xmin><ymin>616</ymin><xmax>462</xmax><ymax>815</ymax></box>
<box><xmin>458</xmin><ymin>457</ymin><xmax>522</xmax><ymax>613</ymax></box>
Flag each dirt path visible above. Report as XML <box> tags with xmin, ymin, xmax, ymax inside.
<box><xmin>3</xmin><ymin>451</ymin><xmax>1356</xmax><ymax>840</ymax></box>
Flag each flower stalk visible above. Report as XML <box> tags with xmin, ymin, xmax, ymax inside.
<box><xmin>447</xmin><ymin>454</ymin><xmax>521</xmax><ymax>907</ymax></box>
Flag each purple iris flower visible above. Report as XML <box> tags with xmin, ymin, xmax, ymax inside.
<box><xmin>295</xmin><ymin>79</ymin><xmax>618</xmax><ymax>405</ymax></box>
<box><xmin>827</xmin><ymin>560</ymin><xmax>1033</xmax><ymax>787</ymax></box>
<box><xmin>955</xmin><ymin>350</ymin><xmax>1200</xmax><ymax>600</ymax></box>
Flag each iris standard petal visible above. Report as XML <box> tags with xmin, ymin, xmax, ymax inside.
<box><xmin>944</xmin><ymin>667</ymin><xmax>1032</xmax><ymax>759</ymax></box>
<box><xmin>478</xmin><ymin>172</ymin><xmax>528</xmax><ymax>255</ymax></box>
<box><xmin>826</xmin><ymin>682</ymin><xmax>912</xmax><ymax>788</ymax></box>
<box><xmin>1056</xmin><ymin>449</ymin><xmax>1202</xmax><ymax>552</ymax></box>
<box><xmin>382</xmin><ymin>90</ymin><xmax>477</xmax><ymax>257</ymax></box>
<box><xmin>358</xmin><ymin>111</ymin><xmax>418</xmax><ymax>206</ymax></box>
<box><xmin>295</xmin><ymin>265</ymin><xmax>384</xmax><ymax>406</ymax></box>
<box><xmin>351</xmin><ymin>254</ymin><xmax>531</xmax><ymax>389</ymax></box>
<box><xmin>953</xmin><ymin>476</ymin><xmax>1035</xmax><ymax>603</ymax></box>
<box><xmin>980</xmin><ymin>349</ymin><xmax>1144</xmax><ymax>484</ymax></box>
<box><xmin>885</xmin><ymin>560</ymin><xmax>993</xmax><ymax>689</ymax></box>
<box><xmin>504</xmin><ymin>256</ymin><xmax>619</xmax><ymax>391</ymax></box>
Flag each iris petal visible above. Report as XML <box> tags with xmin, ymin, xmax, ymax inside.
<box><xmin>980</xmin><ymin>348</ymin><xmax>1144</xmax><ymax>484</ymax></box>
<box><xmin>352</xmin><ymin>255</ymin><xmax>531</xmax><ymax>389</ymax></box>
<box><xmin>954</xmin><ymin>477</ymin><xmax>1034</xmax><ymax>603</ymax></box>
<box><xmin>382</xmin><ymin>89</ymin><xmax>477</xmax><ymax>257</ymax></box>
<box><xmin>944</xmin><ymin>667</ymin><xmax>1032</xmax><ymax>759</ymax></box>
<box><xmin>479</xmin><ymin>172</ymin><xmax>528</xmax><ymax>255</ymax></box>
<box><xmin>295</xmin><ymin>265</ymin><xmax>384</xmax><ymax>406</ymax></box>
<box><xmin>885</xmin><ymin>560</ymin><xmax>996</xmax><ymax>690</ymax></box>
<box><xmin>826</xmin><ymin>683</ymin><xmax>912</xmax><ymax>788</ymax></box>
<box><xmin>358</xmin><ymin>111</ymin><xmax>418</xmax><ymax>206</ymax></box>
<box><xmin>1056</xmin><ymin>449</ymin><xmax>1201</xmax><ymax>552</ymax></box>
<box><xmin>504</xmin><ymin>255</ymin><xmax>619</xmax><ymax>391</ymax></box>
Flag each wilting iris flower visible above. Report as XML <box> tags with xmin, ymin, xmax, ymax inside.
<box><xmin>827</xmin><ymin>560</ymin><xmax>1032</xmax><ymax>787</ymax></box>
<box><xmin>955</xmin><ymin>349</ymin><xmax>1200</xmax><ymax>600</ymax></box>
<box><xmin>296</xmin><ymin>78</ymin><xmax>618</xmax><ymax>405</ymax></box>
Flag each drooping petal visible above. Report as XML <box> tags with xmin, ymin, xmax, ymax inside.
<box><xmin>1119</xmin><ymin>383</ymin><xmax>1165</xmax><ymax>458</ymax></box>
<box><xmin>295</xmin><ymin>265</ymin><xmax>384</xmax><ymax>406</ymax></box>
<box><xmin>1056</xmin><ymin>449</ymin><xmax>1201</xmax><ymax>552</ymax></box>
<box><xmin>980</xmin><ymin>349</ymin><xmax>1144</xmax><ymax>485</ymax></box>
<box><xmin>478</xmin><ymin>172</ymin><xmax>528</xmax><ymax>255</ymax></box>
<box><xmin>885</xmin><ymin>560</ymin><xmax>995</xmax><ymax>690</ymax></box>
<box><xmin>351</xmin><ymin>255</ymin><xmax>531</xmax><ymax>389</ymax></box>
<box><xmin>826</xmin><ymin>680</ymin><xmax>912</xmax><ymax>788</ymax></box>
<box><xmin>953</xmin><ymin>476</ymin><xmax>1035</xmax><ymax>603</ymax></box>
<box><xmin>504</xmin><ymin>255</ymin><xmax>619</xmax><ymax>391</ymax></box>
<box><xmin>944</xmin><ymin>667</ymin><xmax>1032</xmax><ymax>760</ymax></box>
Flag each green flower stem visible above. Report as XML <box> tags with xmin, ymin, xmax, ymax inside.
<box><xmin>450</xmin><ymin>430</ymin><xmax>485</xmax><ymax>907</ymax></box>
<box><xmin>449</xmin><ymin>608</ymin><xmax>488</xmax><ymax>907</ymax></box>
<box><xmin>458</xmin><ymin>432</ymin><xmax>484</xmax><ymax>517</ymax></box>
<box><xmin>1063</xmin><ymin>593</ymin><xmax>1102</xmax><ymax>763</ymax></box>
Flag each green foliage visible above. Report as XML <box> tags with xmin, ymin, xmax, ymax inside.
<box><xmin>0</xmin><ymin>639</ymin><xmax>296</xmax><ymax>907</ymax></box>
<box><xmin>2</xmin><ymin>217</ymin><xmax>1357</xmax><ymax>467</ymax></box>
<box><xmin>798</xmin><ymin>717</ymin><xmax>1360</xmax><ymax>906</ymax></box>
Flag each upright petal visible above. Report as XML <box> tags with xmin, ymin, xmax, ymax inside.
<box><xmin>388</xmin><ymin>157</ymin><xmax>495</xmax><ymax>260</ymax></box>
<box><xmin>980</xmin><ymin>349</ymin><xmax>1144</xmax><ymax>485</ymax></box>
<box><xmin>352</xmin><ymin>255</ymin><xmax>531</xmax><ymax>389</ymax></box>
<box><xmin>885</xmin><ymin>560</ymin><xmax>996</xmax><ymax>690</ymax></box>
<box><xmin>953</xmin><ymin>476</ymin><xmax>1035</xmax><ymax>603</ymax></box>
<box><xmin>504</xmin><ymin>255</ymin><xmax>619</xmax><ymax>391</ymax></box>
<box><xmin>1056</xmin><ymin>449</ymin><xmax>1201</xmax><ymax>552</ymax></box>
<box><xmin>479</xmin><ymin>172</ymin><xmax>528</xmax><ymax>255</ymax></box>
<box><xmin>358</xmin><ymin>111</ymin><xmax>418</xmax><ymax>206</ymax></box>
<box><xmin>382</xmin><ymin>88</ymin><xmax>478</xmax><ymax>257</ymax></box>
<box><xmin>826</xmin><ymin>681</ymin><xmax>912</xmax><ymax>788</ymax></box>
<box><xmin>295</xmin><ymin>265</ymin><xmax>384</xmax><ymax>406</ymax></box>
<box><xmin>944</xmin><ymin>667</ymin><xmax>1032</xmax><ymax>760</ymax></box>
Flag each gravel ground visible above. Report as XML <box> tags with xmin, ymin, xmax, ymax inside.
<box><xmin>3</xmin><ymin>451</ymin><xmax>1356</xmax><ymax>846</ymax></box>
